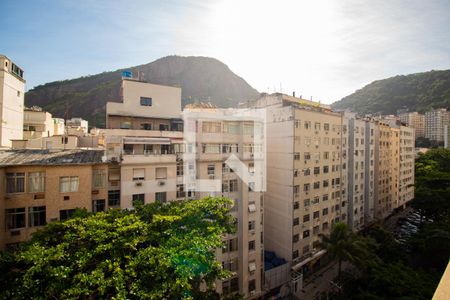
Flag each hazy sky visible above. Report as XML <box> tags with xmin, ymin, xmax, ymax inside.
<box><xmin>1</xmin><ymin>0</ymin><xmax>449</xmax><ymax>103</ymax></box>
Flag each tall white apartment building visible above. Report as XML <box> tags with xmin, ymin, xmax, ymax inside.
<box><xmin>364</xmin><ymin>121</ymin><xmax>376</xmax><ymax>223</ymax></box>
<box><xmin>425</xmin><ymin>108</ymin><xmax>449</xmax><ymax>142</ymax></box>
<box><xmin>0</xmin><ymin>55</ymin><xmax>25</xmax><ymax>148</ymax></box>
<box><xmin>247</xmin><ymin>93</ymin><xmax>344</xmax><ymax>297</ymax></box>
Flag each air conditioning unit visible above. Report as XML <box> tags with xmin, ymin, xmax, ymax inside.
<box><xmin>135</xmin><ymin>181</ymin><xmax>142</xmax><ymax>186</ymax></box>
<box><xmin>158</xmin><ymin>181</ymin><xmax>166</xmax><ymax>186</ymax></box>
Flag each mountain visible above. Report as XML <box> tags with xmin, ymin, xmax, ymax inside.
<box><xmin>332</xmin><ymin>70</ymin><xmax>450</xmax><ymax>115</ymax></box>
<box><xmin>25</xmin><ymin>56</ymin><xmax>259</xmax><ymax>128</ymax></box>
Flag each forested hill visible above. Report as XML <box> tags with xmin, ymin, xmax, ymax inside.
<box><xmin>332</xmin><ymin>70</ymin><xmax>450</xmax><ymax>114</ymax></box>
<box><xmin>25</xmin><ymin>56</ymin><xmax>260</xmax><ymax>128</ymax></box>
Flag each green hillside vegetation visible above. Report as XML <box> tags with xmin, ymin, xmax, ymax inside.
<box><xmin>25</xmin><ymin>56</ymin><xmax>259</xmax><ymax>128</ymax></box>
<box><xmin>332</xmin><ymin>70</ymin><xmax>450</xmax><ymax>115</ymax></box>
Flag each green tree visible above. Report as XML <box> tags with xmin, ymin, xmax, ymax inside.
<box><xmin>319</xmin><ymin>222</ymin><xmax>373</xmax><ymax>284</ymax></box>
<box><xmin>0</xmin><ymin>196</ymin><xmax>235</xmax><ymax>300</ymax></box>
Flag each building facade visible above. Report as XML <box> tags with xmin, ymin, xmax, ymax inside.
<box><xmin>0</xmin><ymin>55</ymin><xmax>25</xmax><ymax>148</ymax></box>
<box><xmin>399</xmin><ymin>112</ymin><xmax>425</xmax><ymax>139</ymax></box>
<box><xmin>0</xmin><ymin>149</ymin><xmax>109</xmax><ymax>250</ymax></box>
<box><xmin>425</xmin><ymin>109</ymin><xmax>449</xmax><ymax>142</ymax></box>
<box><xmin>23</xmin><ymin>108</ymin><xmax>54</xmax><ymax>140</ymax></box>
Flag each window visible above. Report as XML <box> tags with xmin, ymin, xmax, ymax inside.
<box><xmin>293</xmin><ymin>201</ymin><xmax>299</xmax><ymax>210</ymax></box>
<box><xmin>304</xmin><ymin>184</ymin><xmax>310</xmax><ymax>192</ymax></box>
<box><xmin>6</xmin><ymin>208</ymin><xmax>26</xmax><ymax>229</ymax></box>
<box><xmin>248</xmin><ymin>279</ymin><xmax>256</xmax><ymax>293</ymax></box>
<box><xmin>176</xmin><ymin>160</ymin><xmax>184</xmax><ymax>176</ymax></box>
<box><xmin>207</xmin><ymin>165</ymin><xmax>215</xmax><ymax>176</ymax></box>
<box><xmin>155</xmin><ymin>167</ymin><xmax>167</xmax><ymax>179</ymax></box>
<box><xmin>248</xmin><ymin>203</ymin><xmax>257</xmax><ymax>213</ymax></box>
<box><xmin>293</xmin><ymin>185</ymin><xmax>300</xmax><ymax>194</ymax></box>
<box><xmin>314</xmin><ymin>122</ymin><xmax>321</xmax><ymax>130</ymax></box>
<box><xmin>323</xmin><ymin>166</ymin><xmax>329</xmax><ymax>173</ymax></box>
<box><xmin>222</xmin><ymin>277</ymin><xmax>239</xmax><ymax>295</ymax></box>
<box><xmin>177</xmin><ymin>184</ymin><xmax>185</xmax><ymax>198</ymax></box>
<box><xmin>133</xmin><ymin>168</ymin><xmax>145</xmax><ymax>181</ymax></box>
<box><xmin>249</xmin><ymin>240</ymin><xmax>256</xmax><ymax>251</ymax></box>
<box><xmin>293</xmin><ymin>217</ymin><xmax>299</xmax><ymax>226</ymax></box>
<box><xmin>293</xmin><ymin>250</ymin><xmax>299</xmax><ymax>259</ymax></box>
<box><xmin>304</xmin><ymin>168</ymin><xmax>311</xmax><ymax>176</ymax></box>
<box><xmin>203</xmin><ymin>121</ymin><xmax>222</xmax><ymax>133</ymax></box>
<box><xmin>230</xmin><ymin>179</ymin><xmax>238</xmax><ymax>192</ymax></box>
<box><xmin>120</xmin><ymin>121</ymin><xmax>132</xmax><ymax>129</ymax></box>
<box><xmin>248</xmin><ymin>220</ymin><xmax>256</xmax><ymax>231</ymax></box>
<box><xmin>303</xmin><ymin>245</ymin><xmax>310</xmax><ymax>254</ymax></box>
<box><xmin>293</xmin><ymin>234</ymin><xmax>299</xmax><ymax>243</ymax></box>
<box><xmin>324</xmin><ymin>123</ymin><xmax>330</xmax><ymax>131</ymax></box>
<box><xmin>132</xmin><ymin>194</ymin><xmax>145</xmax><ymax>206</ymax></box>
<box><xmin>59</xmin><ymin>176</ymin><xmax>79</xmax><ymax>193</ymax></box>
<box><xmin>6</xmin><ymin>172</ymin><xmax>25</xmax><ymax>193</ymax></box>
<box><xmin>313</xmin><ymin>211</ymin><xmax>320</xmax><ymax>219</ymax></box>
<box><xmin>323</xmin><ymin>180</ymin><xmax>329</xmax><ymax>187</ymax></box>
<box><xmin>155</xmin><ymin>192</ymin><xmax>167</xmax><ymax>203</ymax></box>
<box><xmin>28</xmin><ymin>172</ymin><xmax>45</xmax><ymax>193</ymax></box>
<box><xmin>92</xmin><ymin>169</ymin><xmax>105</xmax><ymax>188</ymax></box>
<box><xmin>60</xmin><ymin>209</ymin><xmax>76</xmax><ymax>221</ymax></box>
<box><xmin>304</xmin><ymin>152</ymin><xmax>311</xmax><ymax>160</ymax></box>
<box><xmin>304</xmin><ymin>121</ymin><xmax>311</xmax><ymax>129</ymax></box>
<box><xmin>303</xmin><ymin>214</ymin><xmax>310</xmax><ymax>222</ymax></box>
<box><xmin>322</xmin><ymin>222</ymin><xmax>329</xmax><ymax>230</ymax></box>
<box><xmin>159</xmin><ymin>123</ymin><xmax>169</xmax><ymax>131</ymax></box>
<box><xmin>314</xmin><ymin>167</ymin><xmax>320</xmax><ymax>175</ymax></box>
<box><xmin>313</xmin><ymin>225</ymin><xmax>320</xmax><ymax>235</ymax></box>
<box><xmin>140</xmin><ymin>97</ymin><xmax>152</xmax><ymax>106</ymax></box>
<box><xmin>312</xmin><ymin>196</ymin><xmax>320</xmax><ymax>204</ymax></box>
<box><xmin>27</xmin><ymin>206</ymin><xmax>46</xmax><ymax>228</ymax></box>
<box><xmin>92</xmin><ymin>199</ymin><xmax>106</xmax><ymax>212</ymax></box>
<box><xmin>313</xmin><ymin>181</ymin><xmax>320</xmax><ymax>189</ymax></box>
<box><xmin>322</xmin><ymin>208</ymin><xmax>329</xmax><ymax>216</ymax></box>
<box><xmin>223</xmin><ymin>238</ymin><xmax>238</xmax><ymax>253</ymax></box>
<box><xmin>322</xmin><ymin>194</ymin><xmax>329</xmax><ymax>201</ymax></box>
<box><xmin>294</xmin><ymin>152</ymin><xmax>300</xmax><ymax>160</ymax></box>
<box><xmin>141</xmin><ymin>123</ymin><xmax>153</xmax><ymax>130</ymax></box>
<box><xmin>304</xmin><ymin>199</ymin><xmax>310</xmax><ymax>207</ymax></box>
<box><xmin>303</xmin><ymin>230</ymin><xmax>310</xmax><ymax>238</ymax></box>
<box><xmin>108</xmin><ymin>190</ymin><xmax>120</xmax><ymax>207</ymax></box>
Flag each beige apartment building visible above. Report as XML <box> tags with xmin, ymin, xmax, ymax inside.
<box><xmin>0</xmin><ymin>149</ymin><xmax>109</xmax><ymax>250</ymax></box>
<box><xmin>399</xmin><ymin>112</ymin><xmax>425</xmax><ymax>138</ymax></box>
<box><xmin>183</xmin><ymin>107</ymin><xmax>265</xmax><ymax>299</ymax></box>
<box><xmin>0</xmin><ymin>55</ymin><xmax>25</xmax><ymax>148</ymax></box>
<box><xmin>66</xmin><ymin>118</ymin><xmax>89</xmax><ymax>136</ymax></box>
<box><xmin>23</xmin><ymin>107</ymin><xmax>54</xmax><ymax>140</ymax></box>
<box><xmin>246</xmin><ymin>93</ymin><xmax>344</xmax><ymax>297</ymax></box>
<box><xmin>425</xmin><ymin>108</ymin><xmax>449</xmax><ymax>142</ymax></box>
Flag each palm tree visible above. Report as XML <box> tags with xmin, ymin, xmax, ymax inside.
<box><xmin>319</xmin><ymin>222</ymin><xmax>371</xmax><ymax>284</ymax></box>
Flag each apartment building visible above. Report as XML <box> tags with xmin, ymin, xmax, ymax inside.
<box><xmin>425</xmin><ymin>109</ymin><xmax>449</xmax><ymax>142</ymax></box>
<box><xmin>399</xmin><ymin>112</ymin><xmax>425</xmax><ymax>139</ymax></box>
<box><xmin>0</xmin><ymin>149</ymin><xmax>109</xmax><ymax>250</ymax></box>
<box><xmin>104</xmin><ymin>78</ymin><xmax>183</xmax><ymax>208</ymax></box>
<box><xmin>66</xmin><ymin>118</ymin><xmax>89</xmax><ymax>136</ymax></box>
<box><xmin>183</xmin><ymin>107</ymin><xmax>265</xmax><ymax>299</ymax></box>
<box><xmin>23</xmin><ymin>107</ymin><xmax>54</xmax><ymax>140</ymax></box>
<box><xmin>53</xmin><ymin>118</ymin><xmax>65</xmax><ymax>135</ymax></box>
<box><xmin>0</xmin><ymin>55</ymin><xmax>25</xmax><ymax>148</ymax></box>
<box><xmin>445</xmin><ymin>125</ymin><xmax>450</xmax><ymax>149</ymax></box>
<box><xmin>245</xmin><ymin>93</ymin><xmax>344</xmax><ymax>297</ymax></box>
<box><xmin>364</xmin><ymin>121</ymin><xmax>376</xmax><ymax>223</ymax></box>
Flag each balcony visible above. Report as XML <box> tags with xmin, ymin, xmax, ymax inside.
<box><xmin>121</xmin><ymin>153</ymin><xmax>177</xmax><ymax>165</ymax></box>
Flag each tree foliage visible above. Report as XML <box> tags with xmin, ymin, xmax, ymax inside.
<box><xmin>0</xmin><ymin>196</ymin><xmax>235</xmax><ymax>299</ymax></box>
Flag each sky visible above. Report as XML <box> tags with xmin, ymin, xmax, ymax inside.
<box><xmin>1</xmin><ymin>0</ymin><xmax>449</xmax><ymax>104</ymax></box>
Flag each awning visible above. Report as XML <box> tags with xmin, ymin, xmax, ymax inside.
<box><xmin>123</xmin><ymin>137</ymin><xmax>171</xmax><ymax>145</ymax></box>
<box><xmin>291</xmin><ymin>249</ymin><xmax>327</xmax><ymax>272</ymax></box>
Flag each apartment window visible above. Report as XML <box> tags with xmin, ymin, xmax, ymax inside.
<box><xmin>303</xmin><ymin>230</ymin><xmax>310</xmax><ymax>238</ymax></box>
<box><xmin>6</xmin><ymin>208</ymin><xmax>26</xmax><ymax>229</ymax></box>
<box><xmin>6</xmin><ymin>173</ymin><xmax>25</xmax><ymax>193</ymax></box>
<box><xmin>203</xmin><ymin>121</ymin><xmax>222</xmax><ymax>133</ymax></box>
<box><xmin>155</xmin><ymin>167</ymin><xmax>167</xmax><ymax>179</ymax></box>
<box><xmin>303</xmin><ymin>184</ymin><xmax>310</xmax><ymax>191</ymax></box>
<box><xmin>249</xmin><ymin>240</ymin><xmax>256</xmax><ymax>251</ymax></box>
<box><xmin>248</xmin><ymin>279</ymin><xmax>256</xmax><ymax>293</ymax></box>
<box><xmin>132</xmin><ymin>194</ymin><xmax>145</xmax><ymax>206</ymax></box>
<box><xmin>323</xmin><ymin>166</ymin><xmax>329</xmax><ymax>173</ymax></box>
<box><xmin>222</xmin><ymin>277</ymin><xmax>239</xmax><ymax>295</ymax></box>
<box><xmin>313</xmin><ymin>225</ymin><xmax>320</xmax><ymax>235</ymax></box>
<box><xmin>155</xmin><ymin>192</ymin><xmax>167</xmax><ymax>203</ymax></box>
<box><xmin>248</xmin><ymin>220</ymin><xmax>256</xmax><ymax>231</ymax></box>
<box><xmin>59</xmin><ymin>209</ymin><xmax>76</xmax><ymax>221</ymax></box>
<box><xmin>202</xmin><ymin>143</ymin><xmax>220</xmax><ymax>153</ymax></box>
<box><xmin>314</xmin><ymin>167</ymin><xmax>320</xmax><ymax>175</ymax></box>
<box><xmin>303</xmin><ymin>245</ymin><xmax>310</xmax><ymax>254</ymax></box>
<box><xmin>293</xmin><ymin>250</ymin><xmax>299</xmax><ymax>259</ymax></box>
<box><xmin>159</xmin><ymin>124</ymin><xmax>169</xmax><ymax>131</ymax></box>
<box><xmin>324</xmin><ymin>152</ymin><xmax>329</xmax><ymax>159</ymax></box>
<box><xmin>313</xmin><ymin>181</ymin><xmax>320</xmax><ymax>189</ymax></box>
<box><xmin>120</xmin><ymin>121</ymin><xmax>132</xmax><ymax>129</ymax></box>
<box><xmin>312</xmin><ymin>196</ymin><xmax>320</xmax><ymax>204</ymax></box>
<box><xmin>322</xmin><ymin>194</ymin><xmax>329</xmax><ymax>201</ymax></box>
<box><xmin>324</xmin><ymin>123</ymin><xmax>330</xmax><ymax>131</ymax></box>
<box><xmin>176</xmin><ymin>184</ymin><xmax>185</xmax><ymax>198</ymax></box>
<box><xmin>59</xmin><ymin>176</ymin><xmax>79</xmax><ymax>193</ymax></box>
<box><xmin>230</xmin><ymin>179</ymin><xmax>238</xmax><ymax>192</ymax></box>
<box><xmin>322</xmin><ymin>208</ymin><xmax>329</xmax><ymax>216</ymax></box>
<box><xmin>293</xmin><ymin>234</ymin><xmax>300</xmax><ymax>243</ymax></box>
<box><xmin>323</xmin><ymin>180</ymin><xmax>329</xmax><ymax>187</ymax></box>
<box><xmin>176</xmin><ymin>160</ymin><xmax>184</xmax><ymax>176</ymax></box>
<box><xmin>133</xmin><ymin>168</ymin><xmax>145</xmax><ymax>181</ymax></box>
<box><xmin>243</xmin><ymin>124</ymin><xmax>254</xmax><ymax>135</ymax></box>
<box><xmin>108</xmin><ymin>190</ymin><xmax>120</xmax><ymax>207</ymax></box>
<box><xmin>322</xmin><ymin>222</ymin><xmax>329</xmax><ymax>230</ymax></box>
<box><xmin>293</xmin><ymin>185</ymin><xmax>300</xmax><ymax>194</ymax></box>
<box><xmin>223</xmin><ymin>238</ymin><xmax>238</xmax><ymax>253</ymax></box>
<box><xmin>303</xmin><ymin>214</ymin><xmax>310</xmax><ymax>222</ymax></box>
<box><xmin>207</xmin><ymin>164</ymin><xmax>215</xmax><ymax>176</ymax></box>
<box><xmin>314</xmin><ymin>122</ymin><xmax>321</xmax><ymax>130</ymax></box>
<box><xmin>313</xmin><ymin>211</ymin><xmax>320</xmax><ymax>219</ymax></box>
<box><xmin>92</xmin><ymin>199</ymin><xmax>106</xmax><ymax>213</ymax></box>
<box><xmin>29</xmin><ymin>206</ymin><xmax>46</xmax><ymax>227</ymax></box>
<box><xmin>92</xmin><ymin>169</ymin><xmax>106</xmax><ymax>188</ymax></box>
<box><xmin>294</xmin><ymin>152</ymin><xmax>300</xmax><ymax>160</ymax></box>
<box><xmin>304</xmin><ymin>199</ymin><xmax>310</xmax><ymax>207</ymax></box>
<box><xmin>141</xmin><ymin>123</ymin><xmax>153</xmax><ymax>130</ymax></box>
<box><xmin>304</xmin><ymin>168</ymin><xmax>311</xmax><ymax>176</ymax></box>
<box><xmin>304</xmin><ymin>121</ymin><xmax>311</xmax><ymax>129</ymax></box>
<box><xmin>293</xmin><ymin>217</ymin><xmax>299</xmax><ymax>226</ymax></box>
<box><xmin>28</xmin><ymin>172</ymin><xmax>45</xmax><ymax>193</ymax></box>
<box><xmin>140</xmin><ymin>97</ymin><xmax>152</xmax><ymax>106</ymax></box>
<box><xmin>223</xmin><ymin>122</ymin><xmax>239</xmax><ymax>134</ymax></box>
<box><xmin>304</xmin><ymin>152</ymin><xmax>311</xmax><ymax>160</ymax></box>
<box><xmin>293</xmin><ymin>201</ymin><xmax>300</xmax><ymax>210</ymax></box>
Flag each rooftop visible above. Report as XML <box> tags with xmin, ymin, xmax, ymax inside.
<box><xmin>0</xmin><ymin>149</ymin><xmax>105</xmax><ymax>167</ymax></box>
